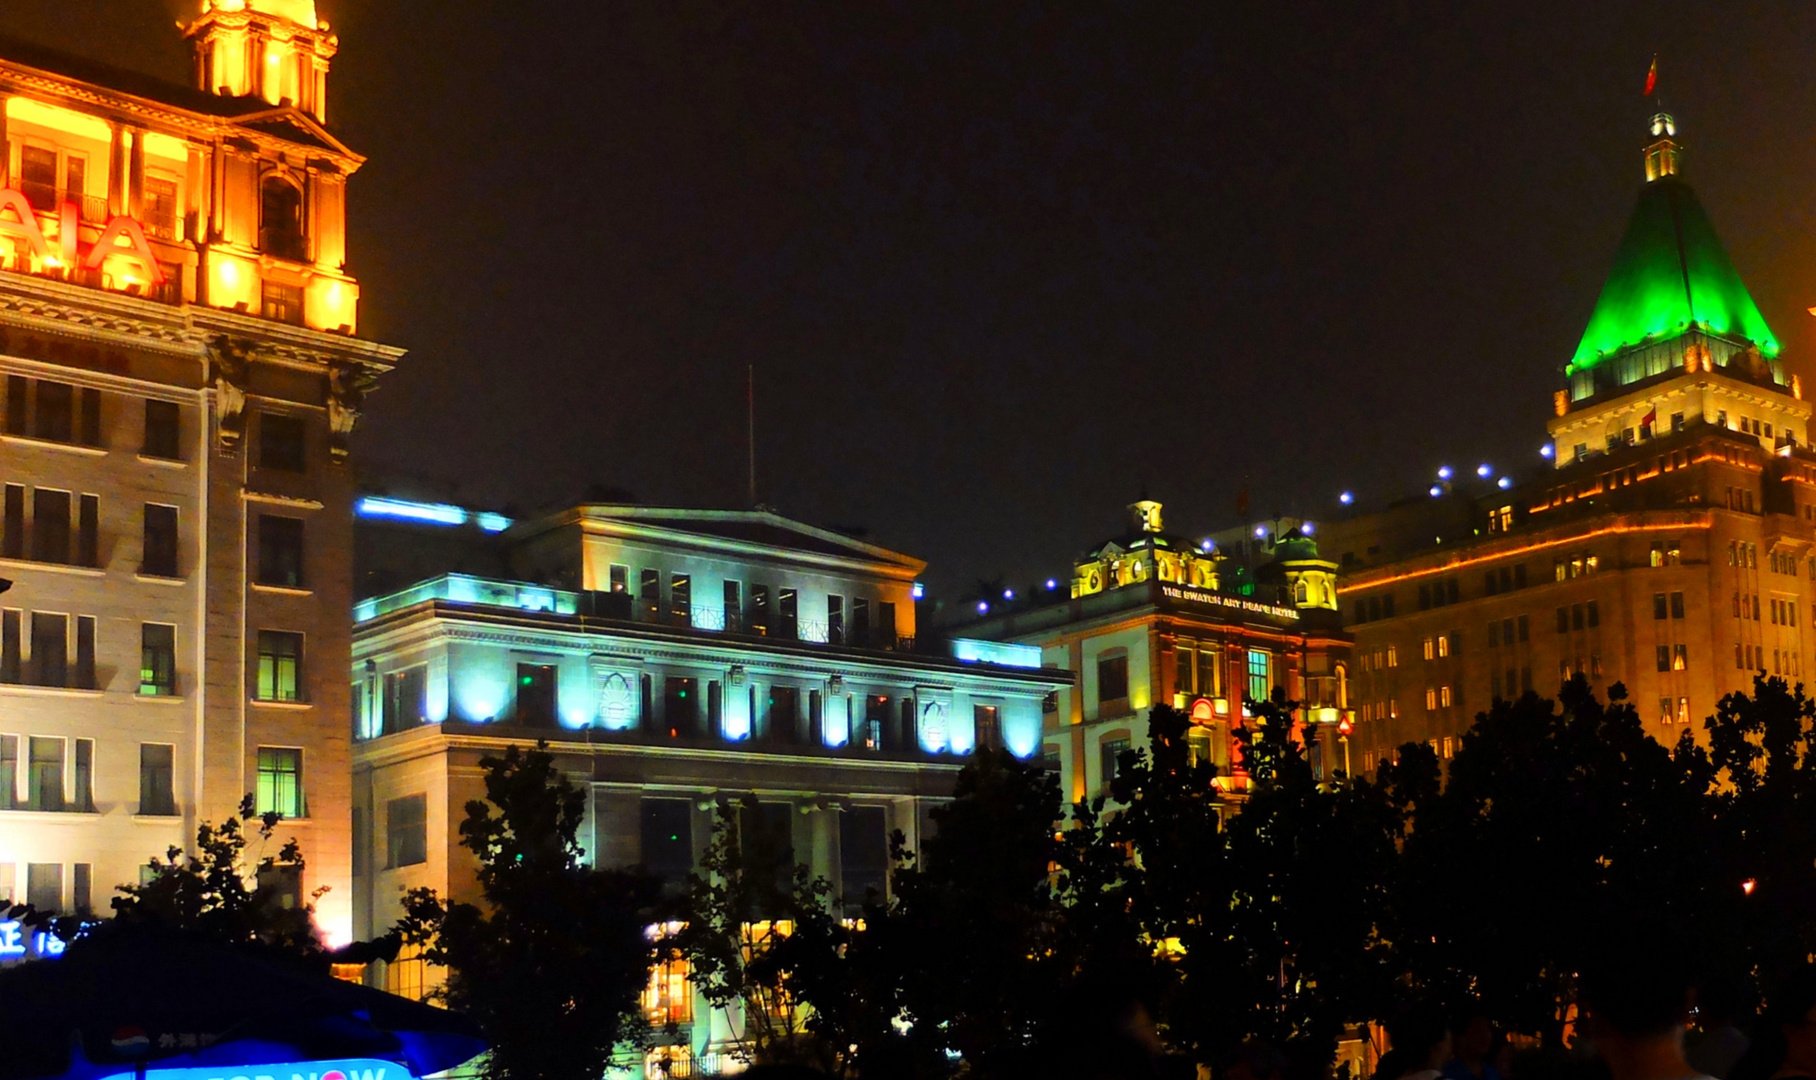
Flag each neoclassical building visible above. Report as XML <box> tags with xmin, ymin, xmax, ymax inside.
<box><xmin>959</xmin><ymin>499</ymin><xmax>1353</xmax><ymax>804</ymax></box>
<box><xmin>1323</xmin><ymin>109</ymin><xmax>1815</xmax><ymax>774</ymax></box>
<box><xmin>0</xmin><ymin>0</ymin><xmax>397</xmax><ymax>943</ymax></box>
<box><xmin>348</xmin><ymin>498</ymin><xmax>1069</xmax><ymax>1074</ymax></box>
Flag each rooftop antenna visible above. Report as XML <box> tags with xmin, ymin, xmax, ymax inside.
<box><xmin>747</xmin><ymin>364</ymin><xmax>758</xmax><ymax>508</ymax></box>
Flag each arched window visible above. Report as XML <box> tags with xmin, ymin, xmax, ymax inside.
<box><xmin>1294</xmin><ymin>581</ymin><xmax>1309</xmax><ymax>604</ymax></box>
<box><xmin>260</xmin><ymin>176</ymin><xmax>305</xmax><ymax>260</ymax></box>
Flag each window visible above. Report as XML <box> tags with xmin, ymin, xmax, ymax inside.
<box><xmin>256</xmin><ymin>747</ymin><xmax>303</xmax><ymax>818</ymax></box>
<box><xmin>827</xmin><ymin>595</ymin><xmax>844</xmax><ymax>645</ymax></box>
<box><xmin>3</xmin><ymin>377</ymin><xmax>22</xmax><ymax>436</ymax></box>
<box><xmin>669</xmin><ymin>574</ymin><xmax>691</xmax><ymax>626</ymax></box>
<box><xmin>1440</xmin><ymin>686</ymin><xmax>1453</xmax><ymax>707</ymax></box>
<box><xmin>258</xmin><ymin>413</ymin><xmax>307</xmax><ymax>472</ymax></box>
<box><xmin>851</xmin><ymin>597</ymin><xmax>869</xmax><ymax>644</ymax></box>
<box><xmin>77</xmin><ymin>494</ymin><xmax>97</xmax><ymax>567</ymax></box>
<box><xmin>28</xmin><ymin>737</ymin><xmax>64</xmax><ymax>812</ymax></box>
<box><xmin>609</xmin><ymin>564</ymin><xmax>629</xmax><ymax>593</ymax></box>
<box><xmin>1654</xmin><ymin>592</ymin><xmax>1668</xmax><ymax>620</ymax></box>
<box><xmin>1247</xmin><ymin>649</ymin><xmax>1271</xmax><ymax>703</ymax></box>
<box><xmin>74</xmin><ymin>616</ymin><xmax>95</xmax><ymax>690</ymax></box>
<box><xmin>384</xmin><ymin>667</ymin><xmax>426</xmax><ymax>734</ymax></box>
<box><xmin>2</xmin><ymin>484</ymin><xmax>20</xmax><ymax>559</ymax></box>
<box><xmin>641</xmin><ymin>798</ymin><xmax>694</xmax><ymax>890</ymax></box>
<box><xmin>1100</xmin><ymin>738</ymin><xmax>1130</xmax><ymax>792</ymax></box>
<box><xmin>30</xmin><ymin>612</ymin><xmax>67</xmax><ymax>687</ymax></box>
<box><xmin>0</xmin><ymin>736</ymin><xmax>14</xmax><ymax>809</ymax></box>
<box><xmin>0</xmin><ymin>611</ymin><xmax>16</xmax><ymax>684</ymax></box>
<box><xmin>517</xmin><ymin>664</ymin><xmax>559</xmax><ymax>724</ymax></box>
<box><xmin>1657</xmin><ymin>645</ymin><xmax>1671</xmax><ymax>673</ymax></box>
<box><xmin>777</xmin><ymin>588</ymin><xmax>799</xmax><ymax>640</ymax></box>
<box><xmin>1097</xmin><ymin>653</ymin><xmax>1129</xmax><ymax>706</ymax></box>
<box><xmin>644</xmin><ymin>953</ymin><xmax>694</xmax><ymax>1026</ymax></box>
<box><xmin>1587</xmin><ymin>601</ymin><xmax>1600</xmax><ymax>628</ymax></box>
<box><xmin>1673</xmin><ymin>644</ymin><xmax>1688</xmax><ymax>671</ymax></box>
<box><xmin>975</xmin><ymin>704</ymin><xmax>1000</xmax><ymax>751</ymax></box>
<box><xmin>1197</xmin><ymin>647</ymin><xmax>1222</xmax><ymax>697</ymax></box>
<box><xmin>862</xmin><ymin>696</ymin><xmax>887</xmax><ymax>751</ymax></box>
<box><xmin>386</xmin><ymin>794</ymin><xmax>428</xmax><ymax>867</ymax></box>
<box><xmin>750</xmin><ymin>584</ymin><xmax>769</xmax><ymax>634</ymax></box>
<box><xmin>26</xmin><ymin>863</ymin><xmax>60</xmax><ymax>913</ymax></box>
<box><xmin>73</xmin><ymin>738</ymin><xmax>93</xmax><ymax>812</ymax></box>
<box><xmin>257</xmin><ymin>515</ymin><xmax>305</xmax><ymax>587</ymax></box>
<box><xmin>139</xmin><ymin>744</ymin><xmax>176</xmax><ymax>816</ymax></box>
<box><xmin>78</xmin><ymin>388</ymin><xmax>101</xmax><ymax>447</ymax></box>
<box><xmin>766</xmin><ymin>685</ymin><xmax>800</xmax><ymax>744</ymax></box>
<box><xmin>143</xmin><ymin>504</ymin><xmax>179</xmax><ymax>577</ymax></box>
<box><xmin>1517</xmin><ymin>615</ymin><xmax>1529</xmax><ymax>642</ymax></box>
<box><xmin>32</xmin><ymin>489</ymin><xmax>70</xmax><ymax>563</ymax></box>
<box><xmin>144</xmin><ymin>176</ymin><xmax>178</xmax><ymax>238</ymax></box>
<box><xmin>839</xmin><ymin>805</ymin><xmax>889</xmax><ymax>914</ymax></box>
<box><xmin>140</xmin><ymin>623</ymin><xmax>177</xmax><ymax>696</ymax></box>
<box><xmin>73</xmin><ymin>863</ymin><xmax>91</xmax><ymax>914</ymax></box>
<box><xmin>260</xmin><ymin>176</ymin><xmax>306</xmax><ymax>260</ymax></box>
<box><xmin>877</xmin><ymin>601</ymin><xmax>897</xmax><ymax>648</ymax></box>
<box><xmin>255</xmin><ymin>630</ymin><xmax>303</xmax><ymax>702</ymax></box>
<box><xmin>723</xmin><ymin>580</ymin><xmax>742</xmax><ymax>631</ymax></box>
<box><xmin>1422</xmin><ymin>636</ymin><xmax>1436</xmax><ymax>661</ymax></box>
<box><xmin>655</xmin><ymin>676</ymin><xmax>696</xmax><ymax>736</ymax></box>
<box><xmin>18</xmin><ymin>146</ymin><xmax>56</xmax><ymax>209</ymax></box>
<box><xmin>33</xmin><ymin>381</ymin><xmax>72</xmax><ymax>442</ymax></box>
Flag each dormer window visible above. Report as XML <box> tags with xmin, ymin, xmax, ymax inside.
<box><xmin>260</xmin><ymin>176</ymin><xmax>306</xmax><ymax>261</ymax></box>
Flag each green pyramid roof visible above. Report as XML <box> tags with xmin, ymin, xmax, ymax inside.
<box><xmin>1571</xmin><ymin>176</ymin><xmax>1779</xmax><ymax>371</ymax></box>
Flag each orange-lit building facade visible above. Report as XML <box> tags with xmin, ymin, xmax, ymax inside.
<box><xmin>1323</xmin><ymin>111</ymin><xmax>1813</xmax><ymax>774</ymax></box>
<box><xmin>959</xmin><ymin>500</ymin><xmax>1355</xmax><ymax>802</ymax></box>
<box><xmin>0</xmin><ymin>0</ymin><xmax>398</xmax><ymax>944</ymax></box>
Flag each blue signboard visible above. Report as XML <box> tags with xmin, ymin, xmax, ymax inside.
<box><xmin>99</xmin><ymin>1059</ymin><xmax>409</xmax><ymax>1080</ymax></box>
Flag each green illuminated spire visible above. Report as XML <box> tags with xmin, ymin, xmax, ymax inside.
<box><xmin>1570</xmin><ymin>112</ymin><xmax>1779</xmax><ymax>371</ymax></box>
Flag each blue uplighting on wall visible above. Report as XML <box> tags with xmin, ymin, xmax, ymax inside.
<box><xmin>355</xmin><ymin>497</ymin><xmax>514</xmax><ymax>533</ymax></box>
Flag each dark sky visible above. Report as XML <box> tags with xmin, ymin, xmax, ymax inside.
<box><xmin>7</xmin><ymin>2</ymin><xmax>1816</xmax><ymax>593</ymax></box>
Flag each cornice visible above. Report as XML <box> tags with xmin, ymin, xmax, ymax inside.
<box><xmin>0</xmin><ymin>65</ymin><xmax>363</xmax><ymax>171</ymax></box>
<box><xmin>0</xmin><ymin>270</ymin><xmax>403</xmax><ymax>371</ymax></box>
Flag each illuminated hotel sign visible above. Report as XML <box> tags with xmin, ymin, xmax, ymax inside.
<box><xmin>1160</xmin><ymin>584</ymin><xmax>1300</xmax><ymax>621</ymax></box>
<box><xmin>0</xmin><ymin>186</ymin><xmax>164</xmax><ymax>283</ymax></box>
<box><xmin>99</xmin><ymin>1060</ymin><xmax>410</xmax><ymax>1080</ymax></box>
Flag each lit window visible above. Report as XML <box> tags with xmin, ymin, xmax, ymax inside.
<box><xmin>643</xmin><ymin>952</ymin><xmax>693</xmax><ymax>1026</ymax></box>
<box><xmin>256</xmin><ymin>747</ymin><xmax>303</xmax><ymax>818</ymax></box>
<box><xmin>255</xmin><ymin>630</ymin><xmax>303</xmax><ymax>702</ymax></box>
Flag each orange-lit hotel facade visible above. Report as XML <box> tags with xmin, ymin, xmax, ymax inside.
<box><xmin>0</xmin><ymin>0</ymin><xmax>398</xmax><ymax>943</ymax></box>
<box><xmin>1323</xmin><ymin>111</ymin><xmax>1816</xmax><ymax>775</ymax></box>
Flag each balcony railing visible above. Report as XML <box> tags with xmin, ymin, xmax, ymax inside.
<box><xmin>357</xmin><ymin>574</ymin><xmax>931</xmax><ymax>656</ymax></box>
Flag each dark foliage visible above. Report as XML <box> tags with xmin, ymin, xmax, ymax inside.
<box><xmin>396</xmin><ymin>743</ymin><xmax>660</xmax><ymax>1080</ymax></box>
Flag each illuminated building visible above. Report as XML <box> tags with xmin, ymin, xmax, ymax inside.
<box><xmin>958</xmin><ymin>499</ymin><xmax>1352</xmax><ymax>804</ymax></box>
<box><xmin>347</xmin><ymin>499</ymin><xmax>1068</xmax><ymax>1073</ymax></box>
<box><xmin>0</xmin><ymin>1</ymin><xmax>399</xmax><ymax>944</ymax></box>
<box><xmin>1324</xmin><ymin>109</ymin><xmax>1811</xmax><ymax>773</ymax></box>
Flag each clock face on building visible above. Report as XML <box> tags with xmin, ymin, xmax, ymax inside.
<box><xmin>1086</xmin><ymin>570</ymin><xmax>1101</xmax><ymax>590</ymax></box>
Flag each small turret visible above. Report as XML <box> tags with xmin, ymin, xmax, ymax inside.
<box><xmin>184</xmin><ymin>0</ymin><xmax>339</xmax><ymax>121</ymax></box>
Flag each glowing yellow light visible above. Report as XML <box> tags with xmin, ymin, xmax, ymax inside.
<box><xmin>217</xmin><ymin>260</ymin><xmax>239</xmax><ymax>286</ymax></box>
<box><xmin>1742</xmin><ymin>878</ymin><xmax>1757</xmax><ymax>896</ymax></box>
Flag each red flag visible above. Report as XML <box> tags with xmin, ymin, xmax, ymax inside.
<box><xmin>1644</xmin><ymin>56</ymin><xmax>1658</xmax><ymax>96</ymax></box>
<box><xmin>1642</xmin><ymin>404</ymin><xmax>1658</xmax><ymax>427</ymax></box>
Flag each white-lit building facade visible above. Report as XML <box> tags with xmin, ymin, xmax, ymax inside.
<box><xmin>348</xmin><ymin>498</ymin><xmax>1070</xmax><ymax>1074</ymax></box>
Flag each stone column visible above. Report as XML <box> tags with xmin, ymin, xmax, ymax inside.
<box><xmin>128</xmin><ymin>127</ymin><xmax>145</xmax><ymax>218</ymax></box>
<box><xmin>0</xmin><ymin>91</ymin><xmax>10</xmax><ymax>188</ymax></box>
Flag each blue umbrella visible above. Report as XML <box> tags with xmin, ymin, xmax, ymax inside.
<box><xmin>0</xmin><ymin>929</ymin><xmax>485</xmax><ymax>1080</ymax></box>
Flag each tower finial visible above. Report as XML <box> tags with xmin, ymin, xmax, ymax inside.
<box><xmin>1645</xmin><ymin>111</ymin><xmax>1679</xmax><ymax>181</ymax></box>
<box><xmin>1642</xmin><ymin>55</ymin><xmax>1678</xmax><ymax>181</ymax></box>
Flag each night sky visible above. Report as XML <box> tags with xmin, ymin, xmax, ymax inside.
<box><xmin>7</xmin><ymin>2</ymin><xmax>1816</xmax><ymax>594</ymax></box>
